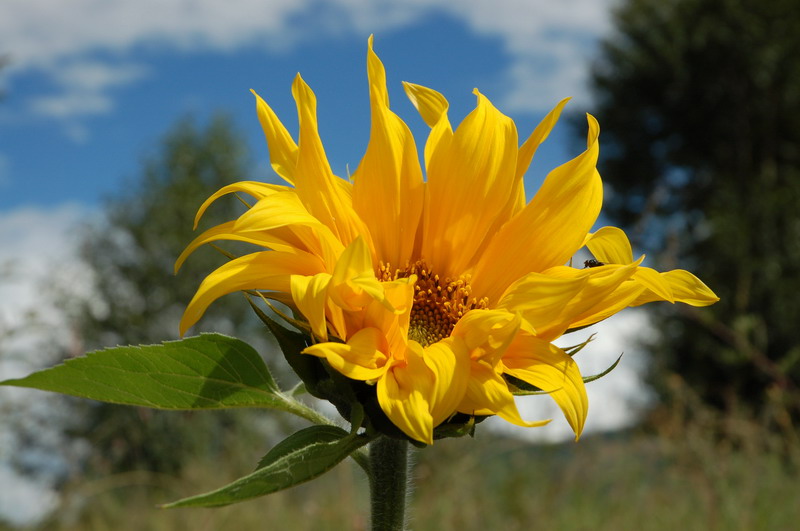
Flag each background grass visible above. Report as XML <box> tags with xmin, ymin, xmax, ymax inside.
<box><xmin>8</xmin><ymin>381</ymin><xmax>798</xmax><ymax>531</ymax></box>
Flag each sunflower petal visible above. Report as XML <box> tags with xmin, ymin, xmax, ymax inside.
<box><xmin>378</xmin><ymin>342</ymin><xmax>435</xmax><ymax>444</ymax></box>
<box><xmin>457</xmin><ymin>359</ymin><xmax>550</xmax><ymax>428</ymax></box>
<box><xmin>193</xmin><ymin>181</ymin><xmax>290</xmax><ymax>229</ymax></box>
<box><xmin>423</xmin><ymin>337</ymin><xmax>471</xmax><ymax>427</ymax></box>
<box><xmin>584</xmin><ymin>226</ymin><xmax>634</xmax><ymax>264</ymax></box>
<box><xmin>515</xmin><ymin>260</ymin><xmax>643</xmax><ymax>340</ymax></box>
<box><xmin>452</xmin><ymin>309</ymin><xmax>521</xmax><ymax>365</ymax></box>
<box><xmin>252</xmin><ymin>90</ymin><xmax>299</xmax><ymax>184</ymax></box>
<box><xmin>632</xmin><ymin>269</ymin><xmax>719</xmax><ymax>307</ymax></box>
<box><xmin>402</xmin><ymin>81</ymin><xmax>452</xmax><ymax>170</ymax></box>
<box><xmin>291</xmin><ymin>74</ymin><xmax>368</xmax><ymax>247</ymax></box>
<box><xmin>303</xmin><ymin>327</ymin><xmax>390</xmax><ymax>381</ymax></box>
<box><xmin>422</xmin><ymin>90</ymin><xmax>519</xmax><ymax>276</ymax></box>
<box><xmin>290</xmin><ymin>273</ymin><xmax>332</xmax><ymax>340</ymax></box>
<box><xmin>503</xmin><ymin>333</ymin><xmax>589</xmax><ymax>439</ymax></box>
<box><xmin>472</xmin><ymin>114</ymin><xmax>603</xmax><ymax>302</ymax></box>
<box><xmin>352</xmin><ymin>37</ymin><xmax>424</xmax><ymax>269</ymax></box>
<box><xmin>175</xmin><ymin>220</ymin><xmax>298</xmax><ymax>274</ymax></box>
<box><xmin>180</xmin><ymin>249</ymin><xmax>325</xmax><ymax>336</ymax></box>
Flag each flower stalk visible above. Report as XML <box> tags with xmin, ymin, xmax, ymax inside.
<box><xmin>369</xmin><ymin>436</ymin><xmax>411</xmax><ymax>531</ymax></box>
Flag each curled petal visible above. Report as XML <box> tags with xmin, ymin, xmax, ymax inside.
<box><xmin>180</xmin><ymin>249</ymin><xmax>324</xmax><ymax>336</ymax></box>
<box><xmin>290</xmin><ymin>273</ymin><xmax>332</xmax><ymax>340</ymax></box>
<box><xmin>503</xmin><ymin>333</ymin><xmax>589</xmax><ymax>439</ymax></box>
<box><xmin>193</xmin><ymin>181</ymin><xmax>290</xmax><ymax>229</ymax></box>
<box><xmin>303</xmin><ymin>327</ymin><xmax>390</xmax><ymax>381</ymax></box>
<box><xmin>329</xmin><ymin>236</ymin><xmax>389</xmax><ymax>312</ymax></box>
<box><xmin>252</xmin><ymin>90</ymin><xmax>299</xmax><ymax>184</ymax></box>
<box><xmin>457</xmin><ymin>359</ymin><xmax>550</xmax><ymax>429</ymax></box>
<box><xmin>583</xmin><ymin>226</ymin><xmax>634</xmax><ymax>265</ymax></box>
<box><xmin>633</xmin><ymin>269</ymin><xmax>719</xmax><ymax>307</ymax></box>
<box><xmin>453</xmin><ymin>309</ymin><xmax>521</xmax><ymax>365</ymax></box>
<box><xmin>423</xmin><ymin>337</ymin><xmax>470</xmax><ymax>427</ymax></box>
<box><xmin>377</xmin><ymin>342</ymin><xmax>435</xmax><ymax>444</ymax></box>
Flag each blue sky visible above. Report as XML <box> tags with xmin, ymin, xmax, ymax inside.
<box><xmin>0</xmin><ymin>0</ymin><xmax>614</xmax><ymax>212</ymax></box>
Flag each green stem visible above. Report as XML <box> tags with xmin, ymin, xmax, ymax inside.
<box><xmin>369</xmin><ymin>436</ymin><xmax>410</xmax><ymax>531</ymax></box>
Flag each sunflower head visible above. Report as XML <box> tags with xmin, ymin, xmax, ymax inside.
<box><xmin>177</xmin><ymin>37</ymin><xmax>719</xmax><ymax>445</ymax></box>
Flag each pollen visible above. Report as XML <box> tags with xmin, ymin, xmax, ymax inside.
<box><xmin>379</xmin><ymin>261</ymin><xmax>489</xmax><ymax>347</ymax></box>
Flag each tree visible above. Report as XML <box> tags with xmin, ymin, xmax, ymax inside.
<box><xmin>62</xmin><ymin>116</ymin><xmax>281</xmax><ymax>473</ymax></box>
<box><xmin>587</xmin><ymin>0</ymin><xmax>800</xmax><ymax>418</ymax></box>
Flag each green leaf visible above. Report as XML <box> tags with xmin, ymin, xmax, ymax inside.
<box><xmin>583</xmin><ymin>353</ymin><xmax>624</xmax><ymax>384</ymax></box>
<box><xmin>163</xmin><ymin>431</ymin><xmax>374</xmax><ymax>508</ymax></box>
<box><xmin>255</xmin><ymin>425</ymin><xmax>350</xmax><ymax>470</ymax></box>
<box><xmin>0</xmin><ymin>334</ymin><xmax>289</xmax><ymax>410</ymax></box>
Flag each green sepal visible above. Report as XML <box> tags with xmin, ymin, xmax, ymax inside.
<box><xmin>563</xmin><ymin>333</ymin><xmax>597</xmax><ymax>357</ymax></box>
<box><xmin>163</xmin><ymin>430</ymin><xmax>375</xmax><ymax>508</ymax></box>
<box><xmin>582</xmin><ymin>353</ymin><xmax>624</xmax><ymax>384</ymax></box>
<box><xmin>0</xmin><ymin>334</ymin><xmax>290</xmax><ymax>410</ymax></box>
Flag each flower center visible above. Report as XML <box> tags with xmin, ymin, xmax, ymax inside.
<box><xmin>379</xmin><ymin>261</ymin><xmax>489</xmax><ymax>348</ymax></box>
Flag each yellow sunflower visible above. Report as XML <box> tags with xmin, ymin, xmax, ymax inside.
<box><xmin>176</xmin><ymin>36</ymin><xmax>718</xmax><ymax>445</ymax></box>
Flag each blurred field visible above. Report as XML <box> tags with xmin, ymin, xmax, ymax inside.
<box><xmin>7</xmin><ymin>383</ymin><xmax>798</xmax><ymax>531</ymax></box>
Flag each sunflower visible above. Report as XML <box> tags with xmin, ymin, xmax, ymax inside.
<box><xmin>176</xmin><ymin>37</ymin><xmax>718</xmax><ymax>445</ymax></box>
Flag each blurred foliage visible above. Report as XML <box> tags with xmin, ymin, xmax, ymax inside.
<box><xmin>29</xmin><ymin>396</ymin><xmax>800</xmax><ymax>531</ymax></box>
<box><xmin>587</xmin><ymin>0</ymin><xmax>800</xmax><ymax>419</ymax></box>
<box><xmin>60</xmin><ymin>115</ymin><xmax>287</xmax><ymax>475</ymax></box>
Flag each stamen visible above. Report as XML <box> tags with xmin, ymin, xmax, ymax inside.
<box><xmin>380</xmin><ymin>261</ymin><xmax>489</xmax><ymax>347</ymax></box>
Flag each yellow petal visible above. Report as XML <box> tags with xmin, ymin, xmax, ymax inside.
<box><xmin>422</xmin><ymin>90</ymin><xmax>519</xmax><ymax>276</ymax></box>
<box><xmin>290</xmin><ymin>273</ymin><xmax>332</xmax><ymax>340</ymax></box>
<box><xmin>516</xmin><ymin>260</ymin><xmax>643</xmax><ymax>340</ymax></box>
<box><xmin>583</xmin><ymin>226</ymin><xmax>634</xmax><ymax>264</ymax></box>
<box><xmin>402</xmin><ymin>81</ymin><xmax>452</xmax><ymax>172</ymax></box>
<box><xmin>329</xmin><ymin>236</ymin><xmax>389</xmax><ymax>312</ymax></box>
<box><xmin>180</xmin><ymin>249</ymin><xmax>325</xmax><ymax>336</ymax></box>
<box><xmin>252</xmin><ymin>90</ymin><xmax>299</xmax><ymax>185</ymax></box>
<box><xmin>452</xmin><ymin>309</ymin><xmax>521</xmax><ymax>365</ymax></box>
<box><xmin>352</xmin><ymin>37</ymin><xmax>424</xmax><ymax>269</ymax></box>
<box><xmin>229</xmin><ymin>191</ymin><xmax>344</xmax><ymax>268</ymax></box>
<box><xmin>359</xmin><ymin>276</ymin><xmax>416</xmax><ymax>356</ymax></box>
<box><xmin>193</xmin><ymin>180</ymin><xmax>290</xmax><ymax>229</ymax></box>
<box><xmin>174</xmin><ymin>219</ymin><xmax>298</xmax><ymax>274</ymax></box>
<box><xmin>514</xmin><ymin>97</ymin><xmax>571</xmax><ymax>199</ymax></box>
<box><xmin>632</xmin><ymin>269</ymin><xmax>719</xmax><ymax>307</ymax></box>
<box><xmin>632</xmin><ymin>266</ymin><xmax>674</xmax><ymax>303</ymax></box>
<box><xmin>423</xmin><ymin>337</ymin><xmax>471</xmax><ymax>427</ymax></box>
<box><xmin>377</xmin><ymin>343</ymin><xmax>435</xmax><ymax>444</ymax></box>
<box><xmin>303</xmin><ymin>327</ymin><xmax>390</xmax><ymax>381</ymax></box>
<box><xmin>503</xmin><ymin>333</ymin><xmax>589</xmax><ymax>439</ymax></box>
<box><xmin>457</xmin><ymin>358</ymin><xmax>550</xmax><ymax>428</ymax></box>
<box><xmin>291</xmin><ymin>74</ymin><xmax>369</xmax><ymax>248</ymax></box>
<box><xmin>472</xmin><ymin>114</ymin><xmax>603</xmax><ymax>303</ymax></box>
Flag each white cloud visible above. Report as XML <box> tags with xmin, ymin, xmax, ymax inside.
<box><xmin>1</xmin><ymin>0</ymin><xmax>615</xmax><ymax>120</ymax></box>
<box><xmin>29</xmin><ymin>61</ymin><xmax>148</xmax><ymax>119</ymax></box>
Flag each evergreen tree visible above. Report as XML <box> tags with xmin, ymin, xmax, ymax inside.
<box><xmin>588</xmin><ymin>0</ymin><xmax>800</xmax><ymax>418</ymax></box>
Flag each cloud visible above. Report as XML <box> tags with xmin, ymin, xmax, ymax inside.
<box><xmin>29</xmin><ymin>61</ymin><xmax>148</xmax><ymax>119</ymax></box>
<box><xmin>1</xmin><ymin>0</ymin><xmax>614</xmax><ymax>120</ymax></box>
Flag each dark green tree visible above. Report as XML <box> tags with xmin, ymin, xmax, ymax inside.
<box><xmin>587</xmin><ymin>0</ymin><xmax>800</xmax><ymax>418</ymax></box>
<box><xmin>63</xmin><ymin>116</ymin><xmax>282</xmax><ymax>473</ymax></box>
